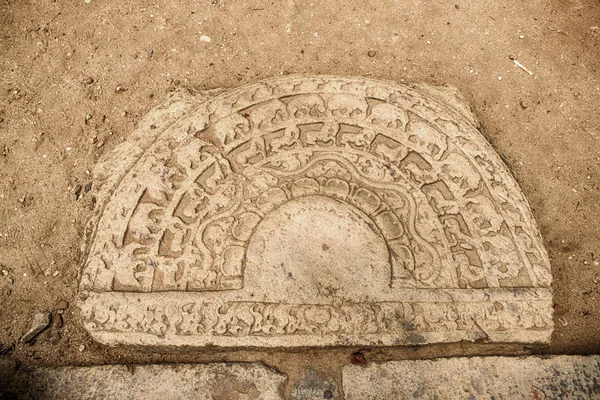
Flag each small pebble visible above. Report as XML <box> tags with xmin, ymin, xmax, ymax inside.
<box><xmin>50</xmin><ymin>332</ymin><xmax>62</xmax><ymax>345</ymax></box>
<box><xmin>84</xmin><ymin>77</ymin><xmax>94</xmax><ymax>85</ymax></box>
<box><xmin>79</xmin><ymin>344</ymin><xmax>86</xmax><ymax>352</ymax></box>
<box><xmin>53</xmin><ymin>314</ymin><xmax>64</xmax><ymax>329</ymax></box>
<box><xmin>54</xmin><ymin>300</ymin><xmax>69</xmax><ymax>311</ymax></box>
<box><xmin>73</xmin><ymin>184</ymin><xmax>83</xmax><ymax>198</ymax></box>
<box><xmin>200</xmin><ymin>35</ymin><xmax>212</xmax><ymax>43</ymax></box>
<box><xmin>21</xmin><ymin>312</ymin><xmax>52</xmax><ymax>343</ymax></box>
<box><xmin>350</xmin><ymin>351</ymin><xmax>367</xmax><ymax>365</ymax></box>
<box><xmin>115</xmin><ymin>85</ymin><xmax>127</xmax><ymax>93</ymax></box>
<box><xmin>367</xmin><ymin>50</ymin><xmax>376</xmax><ymax>57</ymax></box>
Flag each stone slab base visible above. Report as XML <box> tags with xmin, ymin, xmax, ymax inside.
<box><xmin>15</xmin><ymin>363</ymin><xmax>286</xmax><ymax>400</ymax></box>
<box><xmin>3</xmin><ymin>356</ymin><xmax>599</xmax><ymax>399</ymax></box>
<box><xmin>343</xmin><ymin>355</ymin><xmax>600</xmax><ymax>399</ymax></box>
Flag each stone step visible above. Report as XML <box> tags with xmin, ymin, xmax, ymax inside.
<box><xmin>2</xmin><ymin>355</ymin><xmax>599</xmax><ymax>399</ymax></box>
<box><xmin>343</xmin><ymin>355</ymin><xmax>600</xmax><ymax>399</ymax></box>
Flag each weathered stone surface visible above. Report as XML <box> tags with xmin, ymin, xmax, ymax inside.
<box><xmin>79</xmin><ymin>76</ymin><xmax>552</xmax><ymax>348</ymax></box>
<box><xmin>290</xmin><ymin>368</ymin><xmax>339</xmax><ymax>400</ymax></box>
<box><xmin>342</xmin><ymin>356</ymin><xmax>600</xmax><ymax>399</ymax></box>
<box><xmin>24</xmin><ymin>363</ymin><xmax>285</xmax><ymax>400</ymax></box>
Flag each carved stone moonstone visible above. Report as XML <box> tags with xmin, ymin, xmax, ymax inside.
<box><xmin>79</xmin><ymin>76</ymin><xmax>553</xmax><ymax>348</ymax></box>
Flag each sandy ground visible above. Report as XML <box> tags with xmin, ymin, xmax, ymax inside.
<box><xmin>1</xmin><ymin>0</ymin><xmax>599</xmax><ymax>394</ymax></box>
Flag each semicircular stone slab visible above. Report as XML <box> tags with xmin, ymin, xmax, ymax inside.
<box><xmin>78</xmin><ymin>76</ymin><xmax>553</xmax><ymax>348</ymax></box>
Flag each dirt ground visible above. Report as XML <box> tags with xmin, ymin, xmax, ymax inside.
<box><xmin>1</xmin><ymin>0</ymin><xmax>599</xmax><ymax>393</ymax></box>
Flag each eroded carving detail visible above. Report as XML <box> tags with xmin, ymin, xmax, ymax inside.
<box><xmin>83</xmin><ymin>299</ymin><xmax>551</xmax><ymax>339</ymax></box>
<box><xmin>79</xmin><ymin>76</ymin><xmax>553</xmax><ymax>348</ymax></box>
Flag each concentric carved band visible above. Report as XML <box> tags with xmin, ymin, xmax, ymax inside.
<box><xmin>79</xmin><ymin>76</ymin><xmax>553</xmax><ymax>348</ymax></box>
